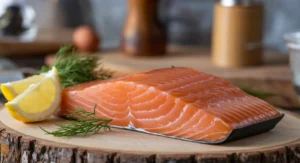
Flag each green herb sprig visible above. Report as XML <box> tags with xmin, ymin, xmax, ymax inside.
<box><xmin>40</xmin><ymin>105</ymin><xmax>112</xmax><ymax>137</ymax></box>
<box><xmin>240</xmin><ymin>87</ymin><xmax>276</xmax><ymax>99</ymax></box>
<box><xmin>38</xmin><ymin>45</ymin><xmax>113</xmax><ymax>88</ymax></box>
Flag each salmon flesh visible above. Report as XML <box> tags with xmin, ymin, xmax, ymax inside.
<box><xmin>59</xmin><ymin>67</ymin><xmax>283</xmax><ymax>143</ymax></box>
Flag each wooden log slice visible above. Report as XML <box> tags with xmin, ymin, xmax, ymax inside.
<box><xmin>0</xmin><ymin>105</ymin><xmax>299</xmax><ymax>163</ymax></box>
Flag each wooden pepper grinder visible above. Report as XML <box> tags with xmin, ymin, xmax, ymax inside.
<box><xmin>212</xmin><ymin>0</ymin><xmax>264</xmax><ymax>67</ymax></box>
<box><xmin>121</xmin><ymin>0</ymin><xmax>167</xmax><ymax>56</ymax></box>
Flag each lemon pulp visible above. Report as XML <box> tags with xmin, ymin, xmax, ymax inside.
<box><xmin>4</xmin><ymin>67</ymin><xmax>61</xmax><ymax>122</ymax></box>
<box><xmin>1</xmin><ymin>74</ymin><xmax>45</xmax><ymax>101</ymax></box>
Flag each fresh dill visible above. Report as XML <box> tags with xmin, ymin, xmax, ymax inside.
<box><xmin>38</xmin><ymin>45</ymin><xmax>113</xmax><ymax>88</ymax></box>
<box><xmin>40</xmin><ymin>105</ymin><xmax>112</xmax><ymax>137</ymax></box>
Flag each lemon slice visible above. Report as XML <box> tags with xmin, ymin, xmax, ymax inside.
<box><xmin>5</xmin><ymin>67</ymin><xmax>61</xmax><ymax>122</ymax></box>
<box><xmin>1</xmin><ymin>74</ymin><xmax>45</xmax><ymax>101</ymax></box>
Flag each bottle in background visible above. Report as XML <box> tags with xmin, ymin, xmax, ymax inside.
<box><xmin>212</xmin><ymin>0</ymin><xmax>264</xmax><ymax>68</ymax></box>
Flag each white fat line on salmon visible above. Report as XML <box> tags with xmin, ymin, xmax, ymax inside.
<box><xmin>129</xmin><ymin>97</ymin><xmax>176</xmax><ymax>123</ymax></box>
<box><xmin>249</xmin><ymin>97</ymin><xmax>279</xmax><ymax>117</ymax></box>
<box><xmin>94</xmin><ymin>91</ymin><xmax>126</xmax><ymax>101</ymax></box>
<box><xmin>166</xmin><ymin>76</ymin><xmax>215</xmax><ymax>92</ymax></box>
<box><xmin>68</xmin><ymin>91</ymin><xmax>77</xmax><ymax>96</ymax></box>
<box><xmin>246</xmin><ymin>98</ymin><xmax>273</xmax><ymax>119</ymax></box>
<box><xmin>195</xmin><ymin>131</ymin><xmax>228</xmax><ymax>140</ymax></box>
<box><xmin>157</xmin><ymin>103</ymin><xmax>199</xmax><ymax>134</ymax></box>
<box><xmin>131</xmin><ymin>94</ymin><xmax>171</xmax><ymax>115</ymax></box>
<box><xmin>221</xmin><ymin>97</ymin><xmax>259</xmax><ymax>123</ymax></box>
<box><xmin>135</xmin><ymin>98</ymin><xmax>184</xmax><ymax>130</ymax></box>
<box><xmin>111</xmin><ymin>124</ymin><xmax>229</xmax><ymax>144</ymax></box>
<box><xmin>128</xmin><ymin>84</ymin><xmax>154</xmax><ymax>100</ymax></box>
<box><xmin>207</xmin><ymin>103</ymin><xmax>242</xmax><ymax>122</ymax></box>
<box><xmin>130</xmin><ymin>93</ymin><xmax>165</xmax><ymax>108</ymax></box>
<box><xmin>127</xmin><ymin>100</ymin><xmax>173</xmax><ymax>121</ymax></box>
<box><xmin>181</xmin><ymin>118</ymin><xmax>227</xmax><ymax>139</ymax></box>
<box><xmin>92</xmin><ymin>86</ymin><xmax>127</xmax><ymax>101</ymax></box>
<box><xmin>126</xmin><ymin>82</ymin><xmax>135</xmax><ymax>129</ymax></box>
<box><xmin>65</xmin><ymin>98</ymin><xmax>128</xmax><ymax>121</ymax></box>
<box><xmin>178</xmin><ymin>115</ymin><xmax>218</xmax><ymax>137</ymax></box>
<box><xmin>203</xmin><ymin>93</ymin><xmax>259</xmax><ymax>121</ymax></box>
<box><xmin>156</xmin><ymin>72</ymin><xmax>203</xmax><ymax>87</ymax></box>
<box><xmin>85</xmin><ymin>92</ymin><xmax>128</xmax><ymax>107</ymax></box>
<box><xmin>77</xmin><ymin>93</ymin><xmax>128</xmax><ymax>114</ymax></box>
<box><xmin>239</xmin><ymin>98</ymin><xmax>269</xmax><ymax>121</ymax></box>
<box><xmin>208</xmin><ymin>96</ymin><xmax>257</xmax><ymax>121</ymax></box>
<box><xmin>156</xmin><ymin>76</ymin><xmax>205</xmax><ymax>91</ymax></box>
<box><xmin>205</xmin><ymin>108</ymin><xmax>235</xmax><ymax>124</ymax></box>
<box><xmin>92</xmin><ymin>83</ymin><xmax>123</xmax><ymax>97</ymax></box>
<box><xmin>208</xmin><ymin>88</ymin><xmax>242</xmax><ymax>101</ymax></box>
<box><xmin>240</xmin><ymin>98</ymin><xmax>270</xmax><ymax>119</ymax></box>
<box><xmin>125</xmin><ymin>82</ymin><xmax>140</xmax><ymax>93</ymax></box>
<box><xmin>244</xmin><ymin>98</ymin><xmax>270</xmax><ymax>115</ymax></box>
<box><xmin>230</xmin><ymin>96</ymin><xmax>260</xmax><ymax>118</ymax></box>
<box><xmin>227</xmin><ymin>105</ymin><xmax>266</xmax><ymax>128</ymax></box>
<box><xmin>163</xmin><ymin>104</ymin><xmax>208</xmax><ymax>135</ymax></box>
<box><xmin>168</xmin><ymin>113</ymin><xmax>209</xmax><ymax>137</ymax></box>
<box><xmin>142</xmin><ymin>99</ymin><xmax>188</xmax><ymax>130</ymax></box>
<box><xmin>130</xmin><ymin>87</ymin><xmax>165</xmax><ymax>106</ymax></box>
<box><xmin>186</xmin><ymin>86</ymin><xmax>238</xmax><ymax>101</ymax></box>
<box><xmin>248</xmin><ymin>96</ymin><xmax>275</xmax><ymax>113</ymax></box>
<box><xmin>65</xmin><ymin>101</ymin><xmax>111</xmax><ymax>119</ymax></box>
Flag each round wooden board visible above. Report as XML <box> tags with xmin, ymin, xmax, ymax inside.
<box><xmin>0</xmin><ymin>106</ymin><xmax>299</xmax><ymax>163</ymax></box>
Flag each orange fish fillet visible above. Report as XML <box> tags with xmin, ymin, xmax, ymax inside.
<box><xmin>59</xmin><ymin>67</ymin><xmax>281</xmax><ymax>143</ymax></box>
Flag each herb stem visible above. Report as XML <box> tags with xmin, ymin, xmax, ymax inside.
<box><xmin>41</xmin><ymin>105</ymin><xmax>112</xmax><ymax>137</ymax></box>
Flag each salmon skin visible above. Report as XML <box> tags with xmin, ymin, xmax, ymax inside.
<box><xmin>59</xmin><ymin>67</ymin><xmax>283</xmax><ymax>144</ymax></box>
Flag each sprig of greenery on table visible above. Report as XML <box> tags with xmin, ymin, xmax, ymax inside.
<box><xmin>240</xmin><ymin>87</ymin><xmax>276</xmax><ymax>99</ymax></box>
<box><xmin>40</xmin><ymin>105</ymin><xmax>112</xmax><ymax>137</ymax></box>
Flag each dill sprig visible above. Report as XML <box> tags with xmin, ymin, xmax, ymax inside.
<box><xmin>40</xmin><ymin>105</ymin><xmax>112</xmax><ymax>137</ymax></box>
<box><xmin>38</xmin><ymin>45</ymin><xmax>113</xmax><ymax>88</ymax></box>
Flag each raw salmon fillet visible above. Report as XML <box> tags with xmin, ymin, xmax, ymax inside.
<box><xmin>59</xmin><ymin>67</ymin><xmax>281</xmax><ymax>143</ymax></box>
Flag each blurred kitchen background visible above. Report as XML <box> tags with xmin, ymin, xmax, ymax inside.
<box><xmin>1</xmin><ymin>0</ymin><xmax>300</xmax><ymax>112</ymax></box>
<box><xmin>27</xmin><ymin>0</ymin><xmax>299</xmax><ymax>53</ymax></box>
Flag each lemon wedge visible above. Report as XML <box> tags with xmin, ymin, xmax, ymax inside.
<box><xmin>1</xmin><ymin>74</ymin><xmax>45</xmax><ymax>101</ymax></box>
<box><xmin>4</xmin><ymin>67</ymin><xmax>61</xmax><ymax>122</ymax></box>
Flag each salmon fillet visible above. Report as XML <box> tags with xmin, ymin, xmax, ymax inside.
<box><xmin>59</xmin><ymin>67</ymin><xmax>281</xmax><ymax>143</ymax></box>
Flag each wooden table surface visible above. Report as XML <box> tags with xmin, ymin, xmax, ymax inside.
<box><xmin>0</xmin><ymin>28</ymin><xmax>73</xmax><ymax>57</ymax></box>
<box><xmin>99</xmin><ymin>46</ymin><xmax>291</xmax><ymax>80</ymax></box>
<box><xmin>2</xmin><ymin>44</ymin><xmax>300</xmax><ymax>111</ymax></box>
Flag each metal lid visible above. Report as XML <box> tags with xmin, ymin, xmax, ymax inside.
<box><xmin>220</xmin><ymin>0</ymin><xmax>262</xmax><ymax>7</ymax></box>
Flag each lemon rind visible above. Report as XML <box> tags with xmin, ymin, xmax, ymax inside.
<box><xmin>1</xmin><ymin>83</ymin><xmax>18</xmax><ymax>101</ymax></box>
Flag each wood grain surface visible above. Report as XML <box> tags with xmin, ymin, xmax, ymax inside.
<box><xmin>0</xmin><ymin>105</ymin><xmax>299</xmax><ymax>163</ymax></box>
<box><xmin>98</xmin><ymin>46</ymin><xmax>290</xmax><ymax>80</ymax></box>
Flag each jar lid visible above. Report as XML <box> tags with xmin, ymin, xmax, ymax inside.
<box><xmin>220</xmin><ymin>0</ymin><xmax>262</xmax><ymax>7</ymax></box>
